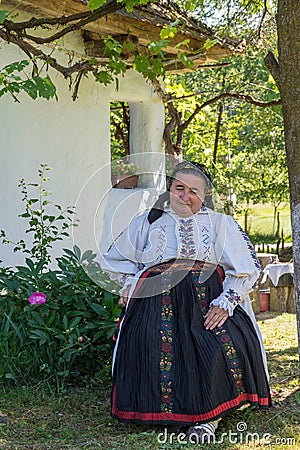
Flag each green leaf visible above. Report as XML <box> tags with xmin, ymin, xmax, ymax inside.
<box><xmin>62</xmin><ymin>248</ymin><xmax>76</xmax><ymax>259</ymax></box>
<box><xmin>184</xmin><ymin>0</ymin><xmax>196</xmax><ymax>11</ymax></box>
<box><xmin>93</xmin><ymin>330</ymin><xmax>106</xmax><ymax>341</ymax></box>
<box><xmin>29</xmin><ymin>329</ymin><xmax>49</xmax><ymax>344</ymax></box>
<box><xmin>29</xmin><ymin>311</ymin><xmax>46</xmax><ymax>327</ymax></box>
<box><xmin>62</xmin><ymin>315</ymin><xmax>68</xmax><ymax>330</ymax></box>
<box><xmin>133</xmin><ymin>55</ymin><xmax>150</xmax><ymax>73</ymax></box>
<box><xmin>174</xmin><ymin>39</ymin><xmax>190</xmax><ymax>49</ymax></box>
<box><xmin>33</xmin><ymin>75</ymin><xmax>57</xmax><ymax>100</ymax></box>
<box><xmin>148</xmin><ymin>39</ymin><xmax>168</xmax><ymax>57</ymax></box>
<box><xmin>4</xmin><ymin>314</ymin><xmax>24</xmax><ymax>344</ymax></box>
<box><xmin>28</xmin><ymin>198</ymin><xmax>39</xmax><ymax>205</ymax></box>
<box><xmin>123</xmin><ymin>0</ymin><xmax>150</xmax><ymax>12</ymax></box>
<box><xmin>89</xmin><ymin>303</ymin><xmax>107</xmax><ymax>316</ymax></box>
<box><xmin>95</xmin><ymin>70</ymin><xmax>113</xmax><ymax>85</ymax></box>
<box><xmin>0</xmin><ymin>10</ymin><xmax>9</xmax><ymax>24</ymax></box>
<box><xmin>69</xmin><ymin>316</ymin><xmax>81</xmax><ymax>329</ymax></box>
<box><xmin>25</xmin><ymin>258</ymin><xmax>35</xmax><ymax>271</ymax></box>
<box><xmin>160</xmin><ymin>20</ymin><xmax>180</xmax><ymax>40</ymax></box>
<box><xmin>21</xmin><ymin>79</ymin><xmax>38</xmax><ymax>99</ymax></box>
<box><xmin>87</xmin><ymin>0</ymin><xmax>107</xmax><ymax>11</ymax></box>
<box><xmin>3</xmin><ymin>60</ymin><xmax>30</xmax><ymax>74</ymax></box>
<box><xmin>177</xmin><ymin>53</ymin><xmax>194</xmax><ymax>69</ymax></box>
<box><xmin>81</xmin><ymin>249</ymin><xmax>96</xmax><ymax>262</ymax></box>
<box><xmin>45</xmin><ymin>310</ymin><xmax>57</xmax><ymax>326</ymax></box>
<box><xmin>73</xmin><ymin>245</ymin><xmax>81</xmax><ymax>261</ymax></box>
<box><xmin>203</xmin><ymin>38</ymin><xmax>218</xmax><ymax>51</ymax></box>
<box><xmin>105</xmin><ymin>36</ymin><xmax>123</xmax><ymax>55</ymax></box>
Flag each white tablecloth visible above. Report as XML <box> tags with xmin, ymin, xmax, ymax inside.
<box><xmin>261</xmin><ymin>262</ymin><xmax>294</xmax><ymax>286</ymax></box>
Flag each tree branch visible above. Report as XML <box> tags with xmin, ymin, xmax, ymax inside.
<box><xmin>167</xmin><ymin>91</ymin><xmax>281</xmax><ymax>108</ymax></box>
<box><xmin>3</xmin><ymin>0</ymin><xmax>122</xmax><ymax>45</ymax></box>
<box><xmin>161</xmin><ymin>89</ymin><xmax>281</xmax><ymax>156</ymax></box>
<box><xmin>151</xmin><ymin>77</ymin><xmax>281</xmax><ymax>157</ymax></box>
<box><xmin>257</xmin><ymin>0</ymin><xmax>268</xmax><ymax>39</ymax></box>
<box><xmin>163</xmin><ymin>101</ymin><xmax>180</xmax><ymax>156</ymax></box>
<box><xmin>182</xmin><ymin>91</ymin><xmax>281</xmax><ymax>130</ymax></box>
<box><xmin>4</xmin><ymin>9</ymin><xmax>92</xmax><ymax>31</ymax></box>
<box><xmin>0</xmin><ymin>29</ymin><xmax>94</xmax><ymax>78</ymax></box>
<box><xmin>264</xmin><ymin>51</ymin><xmax>281</xmax><ymax>89</ymax></box>
<box><xmin>72</xmin><ymin>71</ymin><xmax>84</xmax><ymax>101</ymax></box>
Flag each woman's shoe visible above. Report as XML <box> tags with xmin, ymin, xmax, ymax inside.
<box><xmin>187</xmin><ymin>422</ymin><xmax>217</xmax><ymax>444</ymax></box>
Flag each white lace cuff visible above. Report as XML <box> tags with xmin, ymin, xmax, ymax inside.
<box><xmin>210</xmin><ymin>288</ymin><xmax>241</xmax><ymax>317</ymax></box>
<box><xmin>119</xmin><ymin>275</ymin><xmax>134</xmax><ymax>294</ymax></box>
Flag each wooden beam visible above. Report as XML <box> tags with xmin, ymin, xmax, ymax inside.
<box><xmin>2</xmin><ymin>0</ymin><xmax>231</xmax><ymax>62</ymax></box>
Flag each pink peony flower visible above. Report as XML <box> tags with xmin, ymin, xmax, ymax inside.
<box><xmin>28</xmin><ymin>292</ymin><xmax>47</xmax><ymax>305</ymax></box>
<box><xmin>78</xmin><ymin>336</ymin><xmax>84</xmax><ymax>343</ymax></box>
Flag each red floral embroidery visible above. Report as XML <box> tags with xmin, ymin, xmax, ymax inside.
<box><xmin>162</xmin><ymin>296</ymin><xmax>171</xmax><ymax>305</ymax></box>
<box><xmin>161</xmin><ymin>394</ymin><xmax>171</xmax><ymax>403</ymax></box>
<box><xmin>161</xmin><ymin>342</ymin><xmax>172</xmax><ymax>353</ymax></box>
<box><xmin>214</xmin><ymin>328</ymin><xmax>245</xmax><ymax>394</ymax></box>
<box><xmin>192</xmin><ymin>273</ymin><xmax>208</xmax><ymax>315</ymax></box>
<box><xmin>160</xmin><ymin>271</ymin><xmax>174</xmax><ymax>413</ymax></box>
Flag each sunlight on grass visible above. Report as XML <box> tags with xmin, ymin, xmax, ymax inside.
<box><xmin>236</xmin><ymin>202</ymin><xmax>292</xmax><ymax>243</ymax></box>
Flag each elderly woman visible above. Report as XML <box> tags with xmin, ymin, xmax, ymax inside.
<box><xmin>99</xmin><ymin>161</ymin><xmax>271</xmax><ymax>443</ymax></box>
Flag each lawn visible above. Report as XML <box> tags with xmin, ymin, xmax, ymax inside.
<box><xmin>236</xmin><ymin>202</ymin><xmax>292</xmax><ymax>243</ymax></box>
<box><xmin>0</xmin><ymin>312</ymin><xmax>299</xmax><ymax>449</ymax></box>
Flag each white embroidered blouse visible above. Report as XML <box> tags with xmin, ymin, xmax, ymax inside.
<box><xmin>98</xmin><ymin>206</ymin><xmax>261</xmax><ymax>317</ymax></box>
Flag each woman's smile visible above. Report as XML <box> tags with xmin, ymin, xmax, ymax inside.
<box><xmin>169</xmin><ymin>172</ymin><xmax>206</xmax><ymax>217</ymax></box>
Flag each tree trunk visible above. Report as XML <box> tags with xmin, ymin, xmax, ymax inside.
<box><xmin>276</xmin><ymin>0</ymin><xmax>300</xmax><ymax>357</ymax></box>
<box><xmin>244</xmin><ymin>209</ymin><xmax>248</xmax><ymax>235</ymax></box>
<box><xmin>273</xmin><ymin>204</ymin><xmax>277</xmax><ymax>233</ymax></box>
<box><xmin>275</xmin><ymin>211</ymin><xmax>280</xmax><ymax>238</ymax></box>
<box><xmin>213</xmin><ymin>102</ymin><xmax>223</xmax><ymax>164</ymax></box>
<box><xmin>213</xmin><ymin>76</ymin><xmax>225</xmax><ymax>165</ymax></box>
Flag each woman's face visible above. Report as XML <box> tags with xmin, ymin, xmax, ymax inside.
<box><xmin>169</xmin><ymin>172</ymin><xmax>206</xmax><ymax>217</ymax></box>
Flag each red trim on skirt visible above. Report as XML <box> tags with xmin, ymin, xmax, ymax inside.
<box><xmin>112</xmin><ymin>384</ymin><xmax>269</xmax><ymax>423</ymax></box>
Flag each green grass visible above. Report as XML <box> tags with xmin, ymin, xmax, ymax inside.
<box><xmin>236</xmin><ymin>202</ymin><xmax>292</xmax><ymax>245</ymax></box>
<box><xmin>0</xmin><ymin>312</ymin><xmax>299</xmax><ymax>449</ymax></box>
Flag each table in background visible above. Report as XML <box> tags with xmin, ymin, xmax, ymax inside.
<box><xmin>262</xmin><ymin>262</ymin><xmax>295</xmax><ymax>313</ymax></box>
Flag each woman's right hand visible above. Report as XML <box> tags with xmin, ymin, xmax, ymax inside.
<box><xmin>119</xmin><ymin>285</ymin><xmax>131</xmax><ymax>308</ymax></box>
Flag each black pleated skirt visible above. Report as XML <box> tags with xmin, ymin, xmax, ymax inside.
<box><xmin>111</xmin><ymin>260</ymin><xmax>271</xmax><ymax>425</ymax></box>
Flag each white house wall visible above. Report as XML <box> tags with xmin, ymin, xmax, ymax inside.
<box><xmin>0</xmin><ymin>32</ymin><xmax>165</xmax><ymax>267</ymax></box>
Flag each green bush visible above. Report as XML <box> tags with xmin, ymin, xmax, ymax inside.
<box><xmin>0</xmin><ymin>248</ymin><xmax>120</xmax><ymax>392</ymax></box>
<box><xmin>0</xmin><ymin>165</ymin><xmax>120</xmax><ymax>392</ymax></box>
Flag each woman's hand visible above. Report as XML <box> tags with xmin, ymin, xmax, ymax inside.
<box><xmin>119</xmin><ymin>285</ymin><xmax>131</xmax><ymax>308</ymax></box>
<box><xmin>203</xmin><ymin>305</ymin><xmax>229</xmax><ymax>330</ymax></box>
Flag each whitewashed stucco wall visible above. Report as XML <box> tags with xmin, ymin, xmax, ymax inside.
<box><xmin>0</xmin><ymin>32</ymin><xmax>165</xmax><ymax>267</ymax></box>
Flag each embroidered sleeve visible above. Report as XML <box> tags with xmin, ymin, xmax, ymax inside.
<box><xmin>97</xmin><ymin>212</ymin><xmax>150</xmax><ymax>288</ymax></box>
<box><xmin>210</xmin><ymin>215</ymin><xmax>261</xmax><ymax>316</ymax></box>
